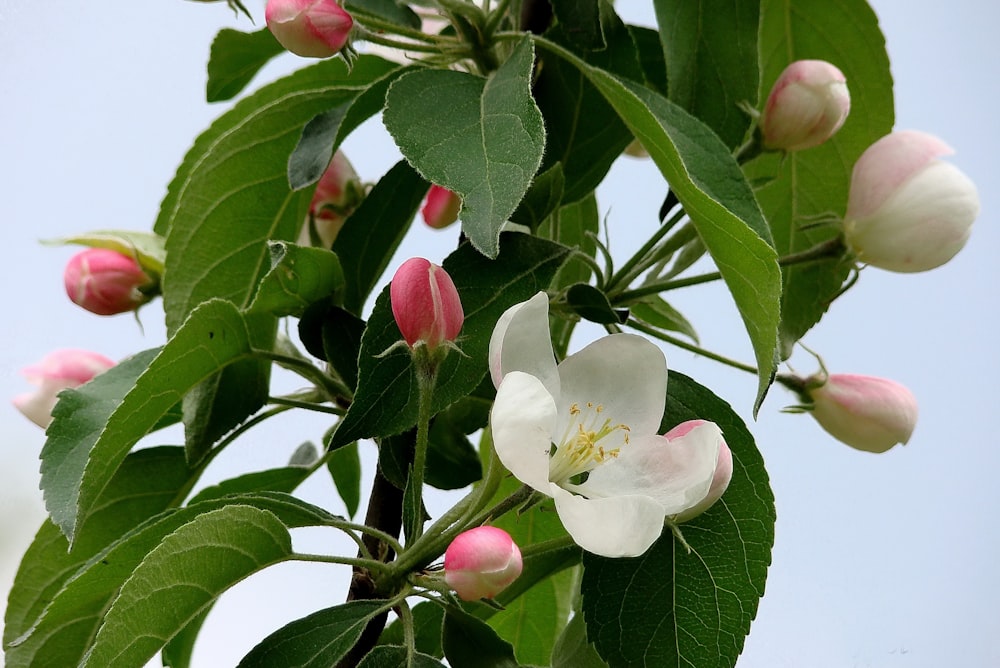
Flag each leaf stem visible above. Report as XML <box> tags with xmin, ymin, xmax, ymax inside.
<box><xmin>627</xmin><ymin>318</ymin><xmax>758</xmax><ymax>375</ymax></box>
<box><xmin>293</xmin><ymin>552</ymin><xmax>394</xmax><ymax>575</ymax></box>
<box><xmin>267</xmin><ymin>395</ymin><xmax>344</xmax><ymax>415</ymax></box>
<box><xmin>605</xmin><ymin>208</ymin><xmax>687</xmax><ymax>295</ymax></box>
<box><xmin>255</xmin><ymin>349</ymin><xmax>352</xmax><ymax>401</ymax></box>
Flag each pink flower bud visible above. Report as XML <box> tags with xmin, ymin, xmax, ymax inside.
<box><xmin>444</xmin><ymin>526</ymin><xmax>523</xmax><ymax>601</ymax></box>
<box><xmin>64</xmin><ymin>248</ymin><xmax>153</xmax><ymax>316</ymax></box>
<box><xmin>390</xmin><ymin>258</ymin><xmax>464</xmax><ymax>349</ymax></box>
<box><xmin>421</xmin><ymin>185</ymin><xmax>461</xmax><ymax>230</ymax></box>
<box><xmin>265</xmin><ymin>0</ymin><xmax>353</xmax><ymax>59</ymax></box>
<box><xmin>668</xmin><ymin>420</ymin><xmax>734</xmax><ymax>522</ymax></box>
<box><xmin>297</xmin><ymin>150</ymin><xmax>362</xmax><ymax>248</ymax></box>
<box><xmin>13</xmin><ymin>350</ymin><xmax>116</xmax><ymax>428</ymax></box>
<box><xmin>844</xmin><ymin>130</ymin><xmax>980</xmax><ymax>272</ymax></box>
<box><xmin>808</xmin><ymin>374</ymin><xmax>918</xmax><ymax>453</ymax></box>
<box><xmin>761</xmin><ymin>60</ymin><xmax>850</xmax><ymax>151</ymax></box>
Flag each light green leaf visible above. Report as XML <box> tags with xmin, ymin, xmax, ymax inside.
<box><xmin>551</xmin><ymin>613</ymin><xmax>608</xmax><ymax>668</ymax></box>
<box><xmin>44</xmin><ymin>229</ymin><xmax>167</xmax><ymax>276</ymax></box>
<box><xmin>39</xmin><ymin>300</ymin><xmax>253</xmax><ymax>543</ymax></box>
<box><xmin>247</xmin><ymin>242</ymin><xmax>345</xmax><ymax>317</ymax></box>
<box><xmin>81</xmin><ymin>505</ymin><xmax>293</xmax><ymax>667</ymax></box>
<box><xmin>581</xmin><ymin>372</ymin><xmax>775</xmax><ymax>668</ymax></box>
<box><xmin>746</xmin><ymin>0</ymin><xmax>893</xmax><ymax>357</ymax></box>
<box><xmin>537</xmin><ymin>38</ymin><xmax>781</xmax><ymax>412</ymax></box>
<box><xmin>206</xmin><ymin>28</ymin><xmax>285</xmax><ymax>103</ymax></box>
<box><xmin>655</xmin><ymin>0</ymin><xmax>760</xmax><ymax>148</ymax></box>
<box><xmin>383</xmin><ymin>37</ymin><xmax>545</xmax><ymax>258</ymax></box>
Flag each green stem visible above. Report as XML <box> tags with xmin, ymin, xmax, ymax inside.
<box><xmin>353</xmin><ymin>27</ymin><xmax>455</xmax><ymax>54</ymax></box>
<box><xmin>408</xmin><ymin>358</ymin><xmax>439</xmax><ymax>541</ymax></box>
<box><xmin>399</xmin><ymin>598</ymin><xmax>417</xmax><ymax>665</ymax></box>
<box><xmin>483</xmin><ymin>0</ymin><xmax>513</xmax><ymax>35</ymax></box>
<box><xmin>627</xmin><ymin>318</ymin><xmax>758</xmax><ymax>375</ymax></box>
<box><xmin>267</xmin><ymin>395</ymin><xmax>344</xmax><ymax>415</ymax></box>
<box><xmin>464</xmin><ymin>484</ymin><xmax>535</xmax><ymax>528</ymax></box>
<box><xmin>606</xmin><ymin>208</ymin><xmax>687</xmax><ymax>295</ymax></box>
<box><xmin>255</xmin><ymin>349</ymin><xmax>352</xmax><ymax>401</ymax></box>
<box><xmin>293</xmin><ymin>552</ymin><xmax>394</xmax><ymax>575</ymax></box>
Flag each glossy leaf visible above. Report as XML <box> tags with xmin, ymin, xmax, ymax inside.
<box><xmin>655</xmin><ymin>0</ymin><xmax>760</xmax><ymax>148</ymax></box>
<box><xmin>332</xmin><ymin>234</ymin><xmax>570</xmax><ymax>447</ymax></box>
<box><xmin>206</xmin><ymin>28</ymin><xmax>285</xmax><ymax>103</ymax></box>
<box><xmin>581</xmin><ymin>371</ymin><xmax>775</xmax><ymax>668</ymax></box>
<box><xmin>39</xmin><ymin>300</ymin><xmax>253</xmax><ymax>542</ymax></box>
<box><xmin>566</xmin><ymin>282</ymin><xmax>626</xmax><ymax>325</ymax></box>
<box><xmin>746</xmin><ymin>0</ymin><xmax>893</xmax><ymax>357</ymax></box>
<box><xmin>383</xmin><ymin>37</ymin><xmax>545</xmax><ymax>258</ymax></box>
<box><xmin>247</xmin><ymin>242</ymin><xmax>345</xmax><ymax>317</ymax></box>
<box><xmin>442</xmin><ymin>607</ymin><xmax>519</xmax><ymax>668</ymax></box>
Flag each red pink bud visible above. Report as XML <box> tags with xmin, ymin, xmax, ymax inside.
<box><xmin>265</xmin><ymin>0</ymin><xmax>353</xmax><ymax>59</ymax></box>
<box><xmin>64</xmin><ymin>248</ymin><xmax>153</xmax><ymax>316</ymax></box>
<box><xmin>390</xmin><ymin>258</ymin><xmax>463</xmax><ymax>349</ymax></box>
<box><xmin>808</xmin><ymin>374</ymin><xmax>918</xmax><ymax>453</ymax></box>
<box><xmin>444</xmin><ymin>526</ymin><xmax>523</xmax><ymax>601</ymax></box>
<box><xmin>761</xmin><ymin>60</ymin><xmax>850</xmax><ymax>151</ymax></box>
<box><xmin>421</xmin><ymin>185</ymin><xmax>461</xmax><ymax>230</ymax></box>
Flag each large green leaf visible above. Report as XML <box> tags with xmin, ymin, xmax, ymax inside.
<box><xmin>247</xmin><ymin>242</ymin><xmax>345</xmax><ymax>318</ymax></box>
<box><xmin>581</xmin><ymin>372</ymin><xmax>775</xmax><ymax>668</ymax></box>
<box><xmin>5</xmin><ymin>493</ymin><xmax>332</xmax><ymax>668</ymax></box>
<box><xmin>206</xmin><ymin>28</ymin><xmax>285</xmax><ymax>103</ymax></box>
<box><xmin>331</xmin><ymin>234</ymin><xmax>570</xmax><ymax>447</ymax></box>
<box><xmin>746</xmin><ymin>0</ymin><xmax>893</xmax><ymax>357</ymax></box>
<box><xmin>39</xmin><ymin>300</ymin><xmax>253</xmax><ymax>543</ymax></box>
<box><xmin>80</xmin><ymin>505</ymin><xmax>293</xmax><ymax>667</ymax></box>
<box><xmin>383</xmin><ymin>37</ymin><xmax>545</xmax><ymax>258</ymax></box>
<box><xmin>3</xmin><ymin>447</ymin><xmax>190</xmax><ymax>649</ymax></box>
<box><xmin>538</xmin><ymin>38</ymin><xmax>781</xmax><ymax>411</ymax></box>
<box><xmin>655</xmin><ymin>0</ymin><xmax>760</xmax><ymax>148</ymax></box>
<box><xmin>237</xmin><ymin>600</ymin><xmax>389</xmax><ymax>667</ymax></box>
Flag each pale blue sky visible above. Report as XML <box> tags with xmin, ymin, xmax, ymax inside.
<box><xmin>1</xmin><ymin>2</ymin><xmax>997</xmax><ymax>666</ymax></box>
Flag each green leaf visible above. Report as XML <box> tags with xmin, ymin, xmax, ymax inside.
<box><xmin>188</xmin><ymin>466</ymin><xmax>312</xmax><ymax>505</ymax></box>
<box><xmin>379</xmin><ymin>602</ymin><xmax>444</xmax><ymax>658</ymax></box>
<box><xmin>581</xmin><ymin>371</ymin><xmax>775</xmax><ymax>668</ymax></box>
<box><xmin>565</xmin><ymin>283</ymin><xmax>626</xmax><ymax>325</ymax></box>
<box><xmin>161</xmin><ymin>607</ymin><xmax>211</xmax><ymax>668</ymax></box>
<box><xmin>332</xmin><ymin>234</ymin><xmax>570</xmax><ymax>447</ymax></box>
<box><xmin>345</xmin><ymin>0</ymin><xmax>422</xmax><ymax>30</ymax></box>
<box><xmin>655</xmin><ymin>0</ymin><xmax>760</xmax><ymax>148</ymax></box>
<box><xmin>630</xmin><ymin>296</ymin><xmax>699</xmax><ymax>343</ymax></box>
<box><xmin>327</xmin><ymin>441</ymin><xmax>362</xmax><ymax>518</ymax></box>
<box><xmin>539</xmin><ymin>38</ymin><xmax>781</xmax><ymax>412</ymax></box>
<box><xmin>5</xmin><ymin>493</ymin><xmax>333</xmax><ymax>668</ymax></box>
<box><xmin>3</xmin><ymin>447</ymin><xmax>190</xmax><ymax>649</ymax></box>
<box><xmin>746</xmin><ymin>0</ymin><xmax>893</xmax><ymax>357</ymax></box>
<box><xmin>39</xmin><ymin>300</ymin><xmax>253</xmax><ymax>543</ymax></box>
<box><xmin>442</xmin><ymin>607</ymin><xmax>519</xmax><ymax>668</ymax></box>
<box><xmin>45</xmin><ymin>229</ymin><xmax>166</xmax><ymax>276</ymax></box>
<box><xmin>80</xmin><ymin>505</ymin><xmax>293</xmax><ymax>667</ymax></box>
<box><xmin>333</xmin><ymin>161</ymin><xmax>429</xmax><ymax>315</ymax></box>
<box><xmin>383</xmin><ymin>37</ymin><xmax>545</xmax><ymax>258</ymax></box>
<box><xmin>238</xmin><ymin>600</ymin><xmax>388</xmax><ymax>667</ymax></box>
<box><xmin>206</xmin><ymin>28</ymin><xmax>285</xmax><ymax>103</ymax></box>
<box><xmin>551</xmin><ymin>613</ymin><xmax>608</xmax><ymax>668</ymax></box>
<box><xmin>487</xmin><ymin>565</ymin><xmax>576</xmax><ymax>666</ymax></box>
<box><xmin>425</xmin><ymin>405</ymin><xmax>484</xmax><ymax>491</ymax></box>
<box><xmin>510</xmin><ymin>163</ymin><xmax>565</xmax><ymax>230</ymax></box>
<box><xmin>628</xmin><ymin>25</ymin><xmax>668</xmax><ymax>94</ymax></box>
<box><xmin>551</xmin><ymin>0</ymin><xmax>604</xmax><ymax>49</ymax></box>
<box><xmin>299</xmin><ymin>303</ymin><xmax>367</xmax><ymax>390</ymax></box>
<box><xmin>247</xmin><ymin>242</ymin><xmax>346</xmax><ymax>317</ymax></box>
<box><xmin>358</xmin><ymin>646</ymin><xmax>446</xmax><ymax>668</ymax></box>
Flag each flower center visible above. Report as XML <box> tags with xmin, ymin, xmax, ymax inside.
<box><xmin>548</xmin><ymin>402</ymin><xmax>630</xmax><ymax>485</ymax></box>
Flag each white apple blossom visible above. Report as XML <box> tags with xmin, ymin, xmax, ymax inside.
<box><xmin>488</xmin><ymin>292</ymin><xmax>721</xmax><ymax>558</ymax></box>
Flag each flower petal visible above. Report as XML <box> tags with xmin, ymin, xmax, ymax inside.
<box><xmin>490</xmin><ymin>371</ymin><xmax>558</xmax><ymax>493</ymax></box>
<box><xmin>577</xmin><ymin>423</ymin><xmax>721</xmax><ymax>516</ymax></box>
<box><xmin>555</xmin><ymin>334</ymin><xmax>666</xmax><ymax>443</ymax></box>
<box><xmin>551</xmin><ymin>485</ymin><xmax>665</xmax><ymax>557</ymax></box>
<box><xmin>488</xmin><ymin>292</ymin><xmax>559</xmax><ymax>397</ymax></box>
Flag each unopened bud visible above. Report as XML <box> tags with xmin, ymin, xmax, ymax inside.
<box><xmin>843</xmin><ymin>130</ymin><xmax>979</xmax><ymax>272</ymax></box>
<box><xmin>390</xmin><ymin>258</ymin><xmax>463</xmax><ymax>350</ymax></box>
<box><xmin>265</xmin><ymin>0</ymin><xmax>353</xmax><ymax>58</ymax></box>
<box><xmin>64</xmin><ymin>248</ymin><xmax>154</xmax><ymax>316</ymax></box>
<box><xmin>807</xmin><ymin>373</ymin><xmax>918</xmax><ymax>453</ymax></box>
<box><xmin>13</xmin><ymin>350</ymin><xmax>116</xmax><ymax>428</ymax></box>
<box><xmin>444</xmin><ymin>526</ymin><xmax>523</xmax><ymax>601</ymax></box>
<box><xmin>422</xmin><ymin>185</ymin><xmax>461</xmax><ymax>230</ymax></box>
<box><xmin>669</xmin><ymin>420</ymin><xmax>733</xmax><ymax>522</ymax></box>
<box><xmin>297</xmin><ymin>150</ymin><xmax>363</xmax><ymax>248</ymax></box>
<box><xmin>761</xmin><ymin>59</ymin><xmax>850</xmax><ymax>152</ymax></box>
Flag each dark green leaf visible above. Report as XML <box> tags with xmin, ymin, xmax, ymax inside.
<box><xmin>565</xmin><ymin>283</ymin><xmax>625</xmax><ymax>324</ymax></box>
<box><xmin>551</xmin><ymin>612</ymin><xmax>608</xmax><ymax>668</ymax></box>
<box><xmin>188</xmin><ymin>466</ymin><xmax>312</xmax><ymax>505</ymax></box>
<box><xmin>358</xmin><ymin>646</ymin><xmax>446</xmax><ymax>668</ymax></box>
<box><xmin>332</xmin><ymin>234</ymin><xmax>570</xmax><ymax>447</ymax></box>
<box><xmin>206</xmin><ymin>28</ymin><xmax>285</xmax><ymax>103</ymax></box>
<box><xmin>551</xmin><ymin>0</ymin><xmax>603</xmax><ymax>49</ymax></box>
<box><xmin>655</xmin><ymin>0</ymin><xmax>760</xmax><ymax>148</ymax></box>
<box><xmin>81</xmin><ymin>505</ymin><xmax>293</xmax><ymax>667</ymax></box>
<box><xmin>442</xmin><ymin>606</ymin><xmax>519</xmax><ymax>668</ymax></box>
<box><xmin>247</xmin><ymin>242</ymin><xmax>346</xmax><ymax>317</ymax></box>
<box><xmin>238</xmin><ymin>600</ymin><xmax>388</xmax><ymax>667</ymax></box>
<box><xmin>379</xmin><ymin>602</ymin><xmax>445</xmax><ymax>658</ymax></box>
<box><xmin>161</xmin><ymin>607</ymin><xmax>212</xmax><ymax>668</ymax></box>
<box><xmin>298</xmin><ymin>302</ymin><xmax>367</xmax><ymax>390</ymax></box>
<box><xmin>581</xmin><ymin>372</ymin><xmax>775</xmax><ymax>668</ymax></box>
<box><xmin>346</xmin><ymin>0</ymin><xmax>422</xmax><ymax>30</ymax></box>
<box><xmin>510</xmin><ymin>163</ymin><xmax>565</xmax><ymax>230</ymax></box>
<box><xmin>327</xmin><ymin>442</ymin><xmax>362</xmax><ymax>518</ymax></box>
<box><xmin>383</xmin><ymin>37</ymin><xmax>545</xmax><ymax>258</ymax></box>
<box><xmin>628</xmin><ymin>25</ymin><xmax>668</xmax><ymax>94</ymax></box>
<box><xmin>746</xmin><ymin>0</ymin><xmax>893</xmax><ymax>357</ymax></box>
<box><xmin>333</xmin><ymin>161</ymin><xmax>429</xmax><ymax>314</ymax></box>
<box><xmin>3</xmin><ymin>446</ymin><xmax>190</xmax><ymax>649</ymax></box>
<box><xmin>425</xmin><ymin>406</ymin><xmax>483</xmax><ymax>491</ymax></box>
<box><xmin>40</xmin><ymin>301</ymin><xmax>255</xmax><ymax>543</ymax></box>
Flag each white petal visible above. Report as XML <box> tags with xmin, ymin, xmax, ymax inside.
<box><xmin>556</xmin><ymin>334</ymin><xmax>666</xmax><ymax>442</ymax></box>
<box><xmin>578</xmin><ymin>424</ymin><xmax>721</xmax><ymax>516</ymax></box>
<box><xmin>490</xmin><ymin>371</ymin><xmax>559</xmax><ymax>493</ymax></box>
<box><xmin>551</xmin><ymin>485</ymin><xmax>665</xmax><ymax>557</ymax></box>
<box><xmin>488</xmin><ymin>292</ymin><xmax>559</xmax><ymax>397</ymax></box>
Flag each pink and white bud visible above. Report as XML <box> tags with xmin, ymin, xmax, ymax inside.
<box><xmin>422</xmin><ymin>185</ymin><xmax>461</xmax><ymax>230</ymax></box>
<box><xmin>808</xmin><ymin>374</ymin><xmax>918</xmax><ymax>453</ymax></box>
<box><xmin>668</xmin><ymin>420</ymin><xmax>734</xmax><ymax>522</ymax></box>
<box><xmin>297</xmin><ymin>150</ymin><xmax>363</xmax><ymax>248</ymax></box>
<box><xmin>843</xmin><ymin>130</ymin><xmax>980</xmax><ymax>272</ymax></box>
<box><xmin>390</xmin><ymin>257</ymin><xmax>464</xmax><ymax>349</ymax></box>
<box><xmin>761</xmin><ymin>60</ymin><xmax>850</xmax><ymax>152</ymax></box>
<box><xmin>444</xmin><ymin>526</ymin><xmax>523</xmax><ymax>601</ymax></box>
<box><xmin>13</xmin><ymin>350</ymin><xmax>116</xmax><ymax>428</ymax></box>
<box><xmin>64</xmin><ymin>248</ymin><xmax>154</xmax><ymax>316</ymax></box>
<box><xmin>265</xmin><ymin>0</ymin><xmax>353</xmax><ymax>59</ymax></box>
